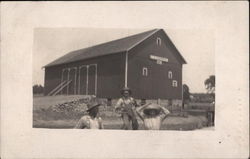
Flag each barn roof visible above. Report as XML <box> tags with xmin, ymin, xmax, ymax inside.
<box><xmin>44</xmin><ymin>29</ymin><xmax>186</xmax><ymax>68</ymax></box>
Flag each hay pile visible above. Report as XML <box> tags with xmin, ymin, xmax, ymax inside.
<box><xmin>50</xmin><ymin>98</ymin><xmax>89</xmax><ymax>114</ymax></box>
<box><xmin>44</xmin><ymin>97</ymin><xmax>94</xmax><ymax>119</ymax></box>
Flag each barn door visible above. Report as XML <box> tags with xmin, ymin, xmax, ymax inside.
<box><xmin>79</xmin><ymin>66</ymin><xmax>88</xmax><ymax>95</ymax></box>
<box><xmin>88</xmin><ymin>64</ymin><xmax>97</xmax><ymax>95</ymax></box>
<box><xmin>68</xmin><ymin>68</ymin><xmax>77</xmax><ymax>95</ymax></box>
<box><xmin>153</xmin><ymin>64</ymin><xmax>167</xmax><ymax>99</ymax></box>
<box><xmin>61</xmin><ymin>68</ymin><xmax>69</xmax><ymax>95</ymax></box>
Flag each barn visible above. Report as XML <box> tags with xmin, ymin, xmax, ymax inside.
<box><xmin>43</xmin><ymin>29</ymin><xmax>187</xmax><ymax>100</ymax></box>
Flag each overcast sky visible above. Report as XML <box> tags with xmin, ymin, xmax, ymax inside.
<box><xmin>33</xmin><ymin>28</ymin><xmax>214</xmax><ymax>93</ymax></box>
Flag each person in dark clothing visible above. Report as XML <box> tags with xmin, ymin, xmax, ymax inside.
<box><xmin>115</xmin><ymin>87</ymin><xmax>139</xmax><ymax>130</ymax></box>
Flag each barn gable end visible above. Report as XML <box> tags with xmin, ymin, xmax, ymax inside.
<box><xmin>128</xmin><ymin>29</ymin><xmax>186</xmax><ymax>65</ymax></box>
<box><xmin>127</xmin><ymin>29</ymin><xmax>184</xmax><ymax>99</ymax></box>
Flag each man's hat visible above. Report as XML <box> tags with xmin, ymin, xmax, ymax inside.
<box><xmin>143</xmin><ymin>103</ymin><xmax>161</xmax><ymax>115</ymax></box>
<box><xmin>120</xmin><ymin>87</ymin><xmax>132</xmax><ymax>95</ymax></box>
<box><xmin>86</xmin><ymin>99</ymin><xmax>101</xmax><ymax>111</ymax></box>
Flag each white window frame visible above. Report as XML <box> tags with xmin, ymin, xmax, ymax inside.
<box><xmin>78</xmin><ymin>64</ymin><xmax>97</xmax><ymax>95</ymax></box>
<box><xmin>156</xmin><ymin>37</ymin><xmax>161</xmax><ymax>46</ymax></box>
<box><xmin>172</xmin><ymin>80</ymin><xmax>178</xmax><ymax>87</ymax></box>
<box><xmin>142</xmin><ymin>67</ymin><xmax>148</xmax><ymax>76</ymax></box>
<box><xmin>168</xmin><ymin>71</ymin><xmax>173</xmax><ymax>79</ymax></box>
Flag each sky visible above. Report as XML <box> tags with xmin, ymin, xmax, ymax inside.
<box><xmin>33</xmin><ymin>28</ymin><xmax>214</xmax><ymax>93</ymax></box>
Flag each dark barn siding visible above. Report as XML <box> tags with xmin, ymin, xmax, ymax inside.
<box><xmin>127</xmin><ymin>31</ymin><xmax>182</xmax><ymax>99</ymax></box>
<box><xmin>44</xmin><ymin>66</ymin><xmax>62</xmax><ymax>95</ymax></box>
<box><xmin>44</xmin><ymin>53</ymin><xmax>125</xmax><ymax>98</ymax></box>
<box><xmin>96</xmin><ymin>53</ymin><xmax>125</xmax><ymax>98</ymax></box>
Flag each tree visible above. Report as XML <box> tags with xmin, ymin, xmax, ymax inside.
<box><xmin>33</xmin><ymin>84</ymin><xmax>44</xmax><ymax>94</ymax></box>
<box><xmin>183</xmin><ymin>84</ymin><xmax>190</xmax><ymax>101</ymax></box>
<box><xmin>204</xmin><ymin>75</ymin><xmax>215</xmax><ymax>100</ymax></box>
<box><xmin>182</xmin><ymin>84</ymin><xmax>190</xmax><ymax>109</ymax></box>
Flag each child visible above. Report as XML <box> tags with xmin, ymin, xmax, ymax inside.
<box><xmin>136</xmin><ymin>103</ymin><xmax>170</xmax><ymax>130</ymax></box>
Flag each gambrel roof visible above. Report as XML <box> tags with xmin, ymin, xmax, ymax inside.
<box><xmin>45</xmin><ymin>29</ymin><xmax>186</xmax><ymax>68</ymax></box>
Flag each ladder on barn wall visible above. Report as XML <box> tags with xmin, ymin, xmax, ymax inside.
<box><xmin>54</xmin><ymin>80</ymin><xmax>72</xmax><ymax>96</ymax></box>
<box><xmin>47</xmin><ymin>81</ymin><xmax>67</xmax><ymax>96</ymax></box>
<box><xmin>47</xmin><ymin>80</ymin><xmax>72</xmax><ymax>96</ymax></box>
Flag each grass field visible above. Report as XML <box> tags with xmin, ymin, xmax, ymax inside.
<box><xmin>33</xmin><ymin>95</ymin><xmax>211</xmax><ymax>130</ymax></box>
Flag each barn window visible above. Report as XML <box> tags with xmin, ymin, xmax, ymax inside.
<box><xmin>172</xmin><ymin>80</ymin><xmax>178</xmax><ymax>87</ymax></box>
<box><xmin>142</xmin><ymin>67</ymin><xmax>148</xmax><ymax>76</ymax></box>
<box><xmin>156</xmin><ymin>37</ymin><xmax>161</xmax><ymax>46</ymax></box>
<box><xmin>168</xmin><ymin>71</ymin><xmax>173</xmax><ymax>79</ymax></box>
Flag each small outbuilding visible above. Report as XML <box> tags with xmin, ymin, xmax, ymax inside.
<box><xmin>44</xmin><ymin>29</ymin><xmax>187</xmax><ymax>100</ymax></box>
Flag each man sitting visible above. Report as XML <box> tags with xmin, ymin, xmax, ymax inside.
<box><xmin>75</xmin><ymin>99</ymin><xmax>104</xmax><ymax>129</ymax></box>
<box><xmin>136</xmin><ymin>103</ymin><xmax>170</xmax><ymax>130</ymax></box>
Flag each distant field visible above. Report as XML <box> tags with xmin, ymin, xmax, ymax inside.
<box><xmin>188</xmin><ymin>102</ymin><xmax>214</xmax><ymax>111</ymax></box>
<box><xmin>189</xmin><ymin>102</ymin><xmax>212</xmax><ymax>106</ymax></box>
<box><xmin>33</xmin><ymin>95</ymin><xmax>210</xmax><ymax>130</ymax></box>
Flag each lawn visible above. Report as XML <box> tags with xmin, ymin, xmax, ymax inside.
<box><xmin>33</xmin><ymin>95</ymin><xmax>210</xmax><ymax>130</ymax></box>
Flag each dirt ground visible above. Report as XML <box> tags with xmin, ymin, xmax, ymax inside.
<box><xmin>33</xmin><ymin>95</ymin><xmax>209</xmax><ymax>130</ymax></box>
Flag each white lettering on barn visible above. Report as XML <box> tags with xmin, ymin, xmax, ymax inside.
<box><xmin>150</xmin><ymin>55</ymin><xmax>168</xmax><ymax>63</ymax></box>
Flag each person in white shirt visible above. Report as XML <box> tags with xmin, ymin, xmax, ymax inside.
<box><xmin>136</xmin><ymin>103</ymin><xmax>170</xmax><ymax>130</ymax></box>
<box><xmin>75</xmin><ymin>100</ymin><xmax>104</xmax><ymax>129</ymax></box>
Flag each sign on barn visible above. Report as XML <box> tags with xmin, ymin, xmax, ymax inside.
<box><xmin>150</xmin><ymin>55</ymin><xmax>169</xmax><ymax>63</ymax></box>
